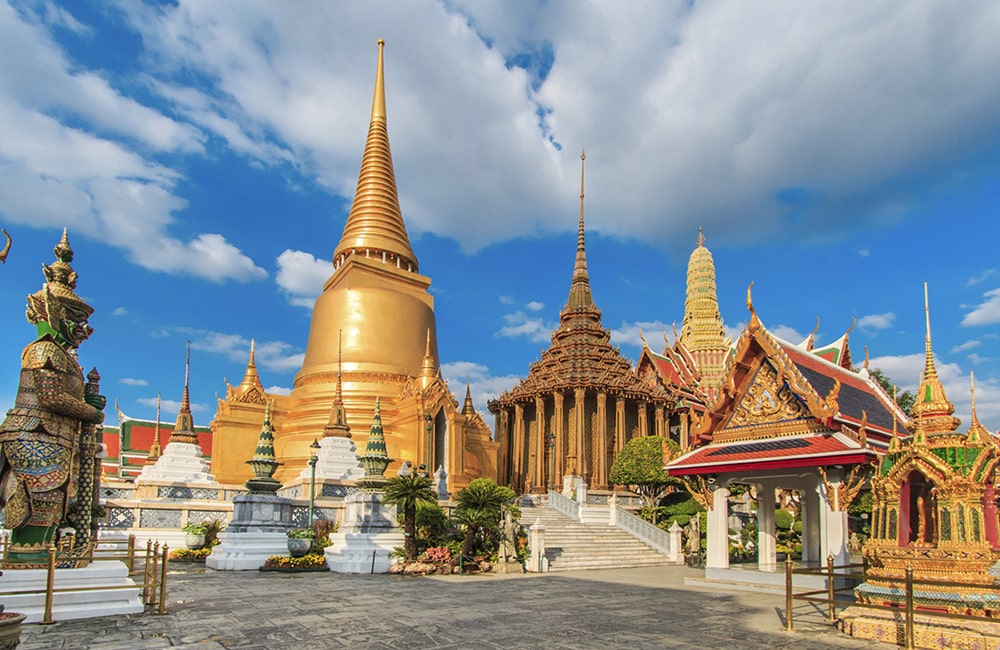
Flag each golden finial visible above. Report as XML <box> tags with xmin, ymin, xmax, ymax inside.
<box><xmin>372</xmin><ymin>39</ymin><xmax>386</xmax><ymax>121</ymax></box>
<box><xmin>323</xmin><ymin>329</ymin><xmax>351</xmax><ymax>438</ymax></box>
<box><xmin>911</xmin><ymin>282</ymin><xmax>958</xmax><ymax>433</ymax></box>
<box><xmin>888</xmin><ymin>385</ymin><xmax>900</xmax><ymax>452</ymax></box>
<box><xmin>147</xmin><ymin>393</ymin><xmax>162</xmax><ymax>461</ymax></box>
<box><xmin>863</xmin><ymin>345</ymin><xmax>869</xmax><ymax>370</ymax></box>
<box><xmin>858</xmin><ymin>410</ymin><xmax>868</xmax><ymax>446</ymax></box>
<box><xmin>419</xmin><ymin>327</ymin><xmax>437</xmax><ymax>388</ymax></box>
<box><xmin>806</xmin><ymin>316</ymin><xmax>820</xmax><ymax>351</ymax></box>
<box><xmin>565</xmin><ymin>148</ymin><xmax>594</xmax><ymax>311</ymax></box>
<box><xmin>697</xmin><ymin>227</ymin><xmax>705</xmax><ymax>248</ymax></box>
<box><xmin>922</xmin><ymin>282</ymin><xmax>937</xmax><ymax>381</ymax></box>
<box><xmin>0</xmin><ymin>228</ymin><xmax>10</xmax><ymax>264</ymax></box>
<box><xmin>169</xmin><ymin>341</ymin><xmax>198</xmax><ymax>445</ymax></box>
<box><xmin>746</xmin><ymin>281</ymin><xmax>760</xmax><ymax>332</ymax></box>
<box><xmin>638</xmin><ymin>326</ymin><xmax>647</xmax><ymax>348</ymax></box>
<box><xmin>846</xmin><ymin>315</ymin><xmax>856</xmax><ymax>335</ymax></box>
<box><xmin>249</xmin><ymin>338</ymin><xmax>256</xmax><ymax>366</ymax></box>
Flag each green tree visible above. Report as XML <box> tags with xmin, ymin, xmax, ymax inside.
<box><xmin>383</xmin><ymin>474</ymin><xmax>437</xmax><ymax>561</ymax></box>
<box><xmin>609</xmin><ymin>436</ymin><xmax>681</xmax><ymax>512</ymax></box>
<box><xmin>867</xmin><ymin>368</ymin><xmax>915</xmax><ymax>415</ymax></box>
<box><xmin>453</xmin><ymin>478</ymin><xmax>515</xmax><ymax>560</ymax></box>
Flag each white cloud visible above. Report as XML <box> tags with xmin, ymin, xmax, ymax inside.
<box><xmin>112</xmin><ymin>307</ymin><xmax>128</xmax><ymax>317</ymax></box>
<box><xmin>952</xmin><ymin>339</ymin><xmax>982</xmax><ymax>353</ymax></box>
<box><xmin>963</xmin><ymin>288</ymin><xmax>1000</xmax><ymax>326</ymax></box>
<box><xmin>137</xmin><ymin>396</ymin><xmax>207</xmax><ymax>414</ymax></box>
<box><xmin>858</xmin><ymin>248</ymin><xmax>870</xmax><ymax>257</ymax></box>
<box><xmin>440</xmin><ymin>360</ymin><xmax>519</xmax><ymax>420</ymax></box>
<box><xmin>265</xmin><ymin>385</ymin><xmax>292</xmax><ymax>396</ymax></box>
<box><xmin>610</xmin><ymin>320</ymin><xmax>672</xmax><ymax>350</ymax></box>
<box><xmin>120</xmin><ymin>377</ymin><xmax>148</xmax><ymax>386</ymax></box>
<box><xmin>858</xmin><ymin>312</ymin><xmax>896</xmax><ymax>331</ymax></box>
<box><xmin>499</xmin><ymin>296</ymin><xmax>516</xmax><ymax>305</ymax></box>
<box><xmin>275</xmin><ymin>249</ymin><xmax>331</xmax><ymax>308</ymax></box>
<box><xmin>769</xmin><ymin>325</ymin><xmax>806</xmax><ymax>344</ymax></box>
<box><xmin>525</xmin><ymin>300</ymin><xmax>545</xmax><ymax>312</ymax></box>
<box><xmin>0</xmin><ymin>4</ymin><xmax>266</xmax><ymax>283</ymax></box>
<box><xmin>178</xmin><ymin>328</ymin><xmax>304</xmax><ymax>374</ymax></box>
<box><xmin>497</xmin><ymin>310</ymin><xmax>555</xmax><ymax>343</ymax></box>
<box><xmin>967</xmin><ymin>269</ymin><xmax>996</xmax><ymax>286</ymax></box>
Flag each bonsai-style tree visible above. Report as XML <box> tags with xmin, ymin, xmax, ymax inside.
<box><xmin>453</xmin><ymin>478</ymin><xmax>515</xmax><ymax>560</ymax></box>
<box><xmin>383</xmin><ymin>473</ymin><xmax>437</xmax><ymax>561</ymax></box>
<box><xmin>609</xmin><ymin>436</ymin><xmax>681</xmax><ymax>516</ymax></box>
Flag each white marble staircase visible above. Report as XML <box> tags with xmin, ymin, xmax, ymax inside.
<box><xmin>522</xmin><ymin>505</ymin><xmax>675</xmax><ymax>571</ymax></box>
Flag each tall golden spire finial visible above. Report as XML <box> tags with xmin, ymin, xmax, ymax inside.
<box><xmin>967</xmin><ymin>371</ymin><xmax>990</xmax><ymax>444</ymax></box>
<box><xmin>169</xmin><ymin>341</ymin><xmax>199</xmax><ymax>445</ymax></box>
<box><xmin>249</xmin><ymin>338</ymin><xmax>256</xmax><ymax>366</ymax></box>
<box><xmin>911</xmin><ymin>283</ymin><xmax>958</xmax><ymax>434</ymax></box>
<box><xmin>462</xmin><ymin>379</ymin><xmax>476</xmax><ymax>416</ymax></box>
<box><xmin>234</xmin><ymin>338</ymin><xmax>264</xmax><ymax>400</ymax></box>
<box><xmin>888</xmin><ymin>385</ymin><xmax>900</xmax><ymax>452</ymax></box>
<box><xmin>323</xmin><ymin>329</ymin><xmax>351</xmax><ymax>438</ymax></box>
<box><xmin>697</xmin><ymin>226</ymin><xmax>705</xmax><ymax>247</ymax></box>
<box><xmin>679</xmin><ymin>227</ymin><xmax>730</xmax><ymax>395</ymax></box>
<box><xmin>333</xmin><ymin>38</ymin><xmax>417</xmax><ymax>273</ymax></box>
<box><xmin>565</xmin><ymin>149</ymin><xmax>594</xmax><ymax>312</ymax></box>
<box><xmin>147</xmin><ymin>393</ymin><xmax>163</xmax><ymax>461</ymax></box>
<box><xmin>419</xmin><ymin>328</ymin><xmax>437</xmax><ymax>388</ymax></box>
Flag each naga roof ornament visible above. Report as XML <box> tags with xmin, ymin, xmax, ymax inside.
<box><xmin>332</xmin><ymin>39</ymin><xmax>418</xmax><ymax>274</ymax></box>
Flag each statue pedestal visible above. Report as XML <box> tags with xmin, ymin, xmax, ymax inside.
<box><xmin>298</xmin><ymin>437</ymin><xmax>364</xmax><ymax>483</ymax></box>
<box><xmin>0</xmin><ymin>561</ymin><xmax>142</xmax><ymax>623</ymax></box>
<box><xmin>325</xmin><ymin>491</ymin><xmax>403</xmax><ymax>574</ymax></box>
<box><xmin>135</xmin><ymin>442</ymin><xmax>216</xmax><ymax>485</ymax></box>
<box><xmin>206</xmin><ymin>494</ymin><xmax>293</xmax><ymax>571</ymax></box>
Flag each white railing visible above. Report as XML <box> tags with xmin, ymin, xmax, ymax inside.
<box><xmin>612</xmin><ymin>507</ymin><xmax>684</xmax><ymax>564</ymax></box>
<box><xmin>548</xmin><ymin>489</ymin><xmax>581</xmax><ymax>521</ymax></box>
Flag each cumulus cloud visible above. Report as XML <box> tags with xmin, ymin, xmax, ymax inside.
<box><xmin>497</xmin><ymin>310</ymin><xmax>555</xmax><ymax>343</ymax></box>
<box><xmin>963</xmin><ymin>288</ymin><xmax>1000</xmax><ymax>326</ymax></box>
<box><xmin>858</xmin><ymin>248</ymin><xmax>870</xmax><ymax>257</ymax></box>
<box><xmin>178</xmin><ymin>328</ymin><xmax>304</xmax><ymax>374</ymax></box>
<box><xmin>967</xmin><ymin>269</ymin><xmax>996</xmax><ymax>286</ymax></box>
<box><xmin>858</xmin><ymin>312</ymin><xmax>896</xmax><ymax>331</ymax></box>
<box><xmin>440</xmin><ymin>360</ymin><xmax>519</xmax><ymax>418</ymax></box>
<box><xmin>610</xmin><ymin>320</ymin><xmax>672</xmax><ymax>350</ymax></box>
<box><xmin>275</xmin><ymin>249</ymin><xmax>331</xmax><ymax>308</ymax></box>
<box><xmin>137</xmin><ymin>396</ymin><xmax>207</xmax><ymax>415</ymax></box>
<box><xmin>265</xmin><ymin>385</ymin><xmax>292</xmax><ymax>396</ymax></box>
<box><xmin>952</xmin><ymin>339</ymin><xmax>982</xmax><ymax>353</ymax></box>
<box><xmin>769</xmin><ymin>325</ymin><xmax>807</xmax><ymax>344</ymax></box>
<box><xmin>0</xmin><ymin>3</ymin><xmax>266</xmax><ymax>283</ymax></box>
<box><xmin>120</xmin><ymin>377</ymin><xmax>148</xmax><ymax>386</ymax></box>
<box><xmin>525</xmin><ymin>300</ymin><xmax>545</xmax><ymax>312</ymax></box>
<box><xmin>112</xmin><ymin>307</ymin><xmax>128</xmax><ymax>317</ymax></box>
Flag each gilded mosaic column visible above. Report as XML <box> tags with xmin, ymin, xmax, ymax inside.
<box><xmin>514</xmin><ymin>404</ymin><xmax>525</xmax><ymax>491</ymax></box>
<box><xmin>595</xmin><ymin>392</ymin><xmax>608</xmax><ymax>487</ymax></box>
<box><xmin>498</xmin><ymin>409</ymin><xmax>510</xmax><ymax>484</ymax></box>
<box><xmin>654</xmin><ymin>405</ymin><xmax>665</xmax><ymax>439</ymax></box>
<box><xmin>554</xmin><ymin>392</ymin><xmax>565</xmax><ymax>486</ymax></box>
<box><xmin>638</xmin><ymin>401</ymin><xmax>649</xmax><ymax>438</ymax></box>
<box><xmin>615</xmin><ymin>396</ymin><xmax>625</xmax><ymax>454</ymax></box>
<box><xmin>534</xmin><ymin>396</ymin><xmax>546</xmax><ymax>492</ymax></box>
<box><xmin>574</xmin><ymin>387</ymin><xmax>586</xmax><ymax>477</ymax></box>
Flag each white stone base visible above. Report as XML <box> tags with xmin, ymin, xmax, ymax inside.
<box><xmin>325</xmin><ymin>531</ymin><xmax>404</xmax><ymax>573</ymax></box>
<box><xmin>135</xmin><ymin>442</ymin><xmax>216</xmax><ymax>484</ymax></box>
<box><xmin>0</xmin><ymin>561</ymin><xmax>143</xmax><ymax>623</ymax></box>
<box><xmin>298</xmin><ymin>436</ymin><xmax>364</xmax><ymax>483</ymax></box>
<box><xmin>206</xmin><ymin>532</ymin><xmax>288</xmax><ymax>571</ymax></box>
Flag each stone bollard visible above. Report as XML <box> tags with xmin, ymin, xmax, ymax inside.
<box><xmin>668</xmin><ymin>521</ymin><xmax>684</xmax><ymax>564</ymax></box>
<box><xmin>609</xmin><ymin>493</ymin><xmax>617</xmax><ymax>525</ymax></box>
<box><xmin>527</xmin><ymin>517</ymin><xmax>548</xmax><ymax>573</ymax></box>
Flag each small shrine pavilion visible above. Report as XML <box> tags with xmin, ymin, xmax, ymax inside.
<box><xmin>666</xmin><ymin>285</ymin><xmax>906</xmax><ymax>573</ymax></box>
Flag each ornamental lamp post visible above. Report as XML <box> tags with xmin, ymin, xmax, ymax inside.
<box><xmin>424</xmin><ymin>412</ymin><xmax>433</xmax><ymax>477</ymax></box>
<box><xmin>308</xmin><ymin>438</ymin><xmax>320</xmax><ymax>525</ymax></box>
<box><xmin>546</xmin><ymin>432</ymin><xmax>556</xmax><ymax>492</ymax></box>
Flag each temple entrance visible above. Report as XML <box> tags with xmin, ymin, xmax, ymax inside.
<box><xmin>901</xmin><ymin>470</ymin><xmax>936</xmax><ymax>545</ymax></box>
<box><xmin>432</xmin><ymin>410</ymin><xmax>448</xmax><ymax>474</ymax></box>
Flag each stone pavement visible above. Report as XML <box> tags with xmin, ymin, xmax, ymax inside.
<box><xmin>19</xmin><ymin>565</ymin><xmax>884</xmax><ymax>649</ymax></box>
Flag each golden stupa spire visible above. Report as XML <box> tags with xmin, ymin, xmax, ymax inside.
<box><xmin>680</xmin><ymin>228</ymin><xmax>731</xmax><ymax>395</ymax></box>
<box><xmin>462</xmin><ymin>379</ymin><xmax>476</xmax><ymax>416</ymax></box>
<box><xmin>233</xmin><ymin>338</ymin><xmax>265</xmax><ymax>400</ymax></box>
<box><xmin>332</xmin><ymin>39</ymin><xmax>417</xmax><ymax>274</ymax></box>
<box><xmin>910</xmin><ymin>283</ymin><xmax>959</xmax><ymax>435</ymax></box>
<box><xmin>323</xmin><ymin>330</ymin><xmax>351</xmax><ymax>438</ymax></box>
<box><xmin>566</xmin><ymin>149</ymin><xmax>594</xmax><ymax>311</ymax></box>
<box><xmin>147</xmin><ymin>393</ymin><xmax>163</xmax><ymax>461</ymax></box>
<box><xmin>418</xmin><ymin>328</ymin><xmax>437</xmax><ymax>388</ymax></box>
<box><xmin>967</xmin><ymin>371</ymin><xmax>990</xmax><ymax>444</ymax></box>
<box><xmin>169</xmin><ymin>341</ymin><xmax>199</xmax><ymax>445</ymax></box>
<box><xmin>888</xmin><ymin>385</ymin><xmax>901</xmax><ymax>452</ymax></box>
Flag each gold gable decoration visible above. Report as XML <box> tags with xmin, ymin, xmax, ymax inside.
<box><xmin>728</xmin><ymin>362</ymin><xmax>810</xmax><ymax>429</ymax></box>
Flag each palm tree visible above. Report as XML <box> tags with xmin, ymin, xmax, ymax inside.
<box><xmin>453</xmin><ymin>478</ymin><xmax>515</xmax><ymax>560</ymax></box>
<box><xmin>383</xmin><ymin>474</ymin><xmax>437</xmax><ymax>561</ymax></box>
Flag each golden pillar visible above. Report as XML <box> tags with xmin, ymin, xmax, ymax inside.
<box><xmin>514</xmin><ymin>404</ymin><xmax>525</xmax><ymax>490</ymax></box>
<box><xmin>654</xmin><ymin>405</ymin><xmax>665</xmax><ymax>439</ymax></box>
<box><xmin>615</xmin><ymin>396</ymin><xmax>626</xmax><ymax>454</ymax></box>
<box><xmin>638</xmin><ymin>400</ymin><xmax>649</xmax><ymax>438</ymax></box>
<box><xmin>597</xmin><ymin>391</ymin><xmax>608</xmax><ymax>488</ymax></box>
<box><xmin>497</xmin><ymin>410</ymin><xmax>510</xmax><ymax>483</ymax></box>
<box><xmin>680</xmin><ymin>411</ymin><xmax>690</xmax><ymax>450</ymax></box>
<box><xmin>534</xmin><ymin>396</ymin><xmax>546</xmax><ymax>492</ymax></box>
<box><xmin>554</xmin><ymin>392</ymin><xmax>565</xmax><ymax>487</ymax></box>
<box><xmin>574</xmin><ymin>387</ymin><xmax>586</xmax><ymax>476</ymax></box>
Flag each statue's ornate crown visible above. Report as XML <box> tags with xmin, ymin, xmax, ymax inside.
<box><xmin>26</xmin><ymin>229</ymin><xmax>93</xmax><ymax>325</ymax></box>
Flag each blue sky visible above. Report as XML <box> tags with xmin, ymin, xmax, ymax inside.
<box><xmin>1</xmin><ymin>1</ymin><xmax>998</xmax><ymax>434</ymax></box>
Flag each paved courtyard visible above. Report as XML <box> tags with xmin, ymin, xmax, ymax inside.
<box><xmin>20</xmin><ymin>565</ymin><xmax>882</xmax><ymax>649</ymax></box>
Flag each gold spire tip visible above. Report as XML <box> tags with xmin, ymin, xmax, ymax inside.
<box><xmin>697</xmin><ymin>227</ymin><xmax>704</xmax><ymax>247</ymax></box>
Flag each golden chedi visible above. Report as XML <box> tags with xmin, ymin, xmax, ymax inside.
<box><xmin>210</xmin><ymin>40</ymin><xmax>496</xmax><ymax>490</ymax></box>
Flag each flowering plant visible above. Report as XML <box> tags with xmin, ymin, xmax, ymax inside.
<box><xmin>263</xmin><ymin>553</ymin><xmax>327</xmax><ymax>570</ymax></box>
<box><xmin>170</xmin><ymin>547</ymin><xmax>211</xmax><ymax>561</ymax></box>
<box><xmin>421</xmin><ymin>546</ymin><xmax>451</xmax><ymax>563</ymax></box>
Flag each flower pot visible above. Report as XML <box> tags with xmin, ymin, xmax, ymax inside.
<box><xmin>287</xmin><ymin>537</ymin><xmax>311</xmax><ymax>558</ymax></box>
<box><xmin>185</xmin><ymin>533</ymin><xmax>206</xmax><ymax>550</ymax></box>
<box><xmin>0</xmin><ymin>611</ymin><xmax>26</xmax><ymax>650</ymax></box>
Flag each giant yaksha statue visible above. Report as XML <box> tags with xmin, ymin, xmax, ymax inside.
<box><xmin>0</xmin><ymin>230</ymin><xmax>105</xmax><ymax>566</ymax></box>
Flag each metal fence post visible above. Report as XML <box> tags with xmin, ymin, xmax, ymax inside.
<box><xmin>126</xmin><ymin>534</ymin><xmax>136</xmax><ymax>572</ymax></box>
<box><xmin>157</xmin><ymin>545</ymin><xmax>169</xmax><ymax>615</ymax></box>
<box><xmin>827</xmin><ymin>554</ymin><xmax>836</xmax><ymax>623</ymax></box>
<box><xmin>42</xmin><ymin>546</ymin><xmax>57</xmax><ymax>624</ymax></box>
<box><xmin>785</xmin><ymin>553</ymin><xmax>794</xmax><ymax>632</ymax></box>
<box><xmin>147</xmin><ymin>542</ymin><xmax>160</xmax><ymax>607</ymax></box>
<box><xmin>904</xmin><ymin>564</ymin><xmax>915</xmax><ymax>649</ymax></box>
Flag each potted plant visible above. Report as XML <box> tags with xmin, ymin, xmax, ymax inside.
<box><xmin>182</xmin><ymin>522</ymin><xmax>208</xmax><ymax>549</ymax></box>
<box><xmin>287</xmin><ymin>528</ymin><xmax>313</xmax><ymax>558</ymax></box>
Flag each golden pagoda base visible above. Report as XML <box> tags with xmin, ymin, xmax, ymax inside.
<box><xmin>839</xmin><ymin>607</ymin><xmax>1000</xmax><ymax>649</ymax></box>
